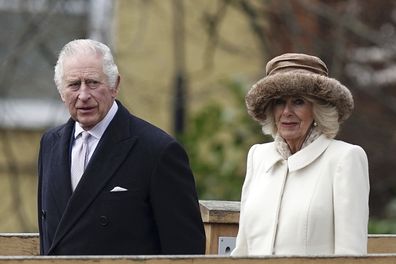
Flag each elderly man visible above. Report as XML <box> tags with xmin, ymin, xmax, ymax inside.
<box><xmin>37</xmin><ymin>39</ymin><xmax>205</xmax><ymax>255</ymax></box>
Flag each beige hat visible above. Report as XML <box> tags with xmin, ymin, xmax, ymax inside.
<box><xmin>245</xmin><ymin>53</ymin><xmax>354</xmax><ymax>124</ymax></box>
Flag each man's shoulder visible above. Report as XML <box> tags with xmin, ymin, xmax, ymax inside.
<box><xmin>114</xmin><ymin>101</ymin><xmax>179</xmax><ymax>147</ymax></box>
<box><xmin>41</xmin><ymin>120</ymin><xmax>72</xmax><ymax>141</ymax></box>
<box><xmin>129</xmin><ymin>114</ymin><xmax>176</xmax><ymax>143</ymax></box>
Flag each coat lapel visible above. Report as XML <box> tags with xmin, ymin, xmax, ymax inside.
<box><xmin>48</xmin><ymin>119</ymin><xmax>74</xmax><ymax>216</ymax></box>
<box><xmin>288</xmin><ymin>134</ymin><xmax>331</xmax><ymax>172</ymax></box>
<box><xmin>49</xmin><ymin>103</ymin><xmax>138</xmax><ymax>253</ymax></box>
<box><xmin>262</xmin><ymin>142</ymin><xmax>284</xmax><ymax>173</ymax></box>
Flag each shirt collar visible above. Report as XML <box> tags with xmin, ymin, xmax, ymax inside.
<box><xmin>74</xmin><ymin>101</ymin><xmax>118</xmax><ymax>139</ymax></box>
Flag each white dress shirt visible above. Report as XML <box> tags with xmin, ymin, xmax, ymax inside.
<box><xmin>71</xmin><ymin>101</ymin><xmax>118</xmax><ymax>189</ymax></box>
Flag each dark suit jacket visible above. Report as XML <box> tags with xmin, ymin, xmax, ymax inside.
<box><xmin>37</xmin><ymin>101</ymin><xmax>206</xmax><ymax>255</ymax></box>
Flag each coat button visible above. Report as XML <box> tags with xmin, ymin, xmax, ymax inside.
<box><xmin>99</xmin><ymin>216</ymin><xmax>109</xmax><ymax>226</ymax></box>
<box><xmin>41</xmin><ymin>210</ymin><xmax>46</xmax><ymax>220</ymax></box>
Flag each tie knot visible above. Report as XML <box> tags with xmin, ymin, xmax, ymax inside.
<box><xmin>81</xmin><ymin>131</ymin><xmax>90</xmax><ymax>141</ymax></box>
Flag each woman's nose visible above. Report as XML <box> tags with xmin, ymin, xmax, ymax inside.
<box><xmin>282</xmin><ymin>102</ymin><xmax>293</xmax><ymax>115</ymax></box>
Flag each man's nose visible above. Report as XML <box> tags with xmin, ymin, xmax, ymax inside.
<box><xmin>78</xmin><ymin>82</ymin><xmax>91</xmax><ymax>100</ymax></box>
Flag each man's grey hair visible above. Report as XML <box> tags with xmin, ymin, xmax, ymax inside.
<box><xmin>54</xmin><ymin>39</ymin><xmax>119</xmax><ymax>92</ymax></box>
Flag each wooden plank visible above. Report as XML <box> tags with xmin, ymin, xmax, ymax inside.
<box><xmin>0</xmin><ymin>233</ymin><xmax>396</xmax><ymax>263</ymax></box>
<box><xmin>199</xmin><ymin>200</ymin><xmax>240</xmax><ymax>223</ymax></box>
<box><xmin>0</xmin><ymin>255</ymin><xmax>396</xmax><ymax>264</ymax></box>
<box><xmin>0</xmin><ymin>233</ymin><xmax>39</xmax><ymax>256</ymax></box>
<box><xmin>1</xmin><ymin>233</ymin><xmax>396</xmax><ymax>255</ymax></box>
<box><xmin>368</xmin><ymin>234</ymin><xmax>396</xmax><ymax>253</ymax></box>
<box><xmin>1</xmin><ymin>222</ymin><xmax>396</xmax><ymax>256</ymax></box>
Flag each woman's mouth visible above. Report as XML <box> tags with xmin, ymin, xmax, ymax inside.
<box><xmin>281</xmin><ymin>122</ymin><xmax>298</xmax><ymax>128</ymax></box>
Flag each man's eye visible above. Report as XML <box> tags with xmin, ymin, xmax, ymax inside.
<box><xmin>86</xmin><ymin>80</ymin><xmax>100</xmax><ymax>88</ymax></box>
<box><xmin>68</xmin><ymin>82</ymin><xmax>80</xmax><ymax>89</ymax></box>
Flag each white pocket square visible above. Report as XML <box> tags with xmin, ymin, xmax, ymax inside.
<box><xmin>110</xmin><ymin>186</ymin><xmax>128</xmax><ymax>192</ymax></box>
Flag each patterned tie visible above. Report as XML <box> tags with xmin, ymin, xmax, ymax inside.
<box><xmin>71</xmin><ymin>131</ymin><xmax>90</xmax><ymax>191</ymax></box>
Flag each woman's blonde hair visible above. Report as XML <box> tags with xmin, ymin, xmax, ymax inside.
<box><xmin>261</xmin><ymin>96</ymin><xmax>340</xmax><ymax>139</ymax></box>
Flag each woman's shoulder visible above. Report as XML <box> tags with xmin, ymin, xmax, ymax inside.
<box><xmin>327</xmin><ymin>139</ymin><xmax>367</xmax><ymax>158</ymax></box>
<box><xmin>249</xmin><ymin>141</ymin><xmax>276</xmax><ymax>153</ymax></box>
<box><xmin>247</xmin><ymin>141</ymin><xmax>280</xmax><ymax>166</ymax></box>
<box><xmin>329</xmin><ymin>139</ymin><xmax>365</xmax><ymax>150</ymax></box>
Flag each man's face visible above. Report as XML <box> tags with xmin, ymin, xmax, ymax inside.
<box><xmin>60</xmin><ymin>53</ymin><xmax>119</xmax><ymax>130</ymax></box>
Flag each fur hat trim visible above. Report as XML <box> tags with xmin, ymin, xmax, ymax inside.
<box><xmin>246</xmin><ymin>54</ymin><xmax>354</xmax><ymax>124</ymax></box>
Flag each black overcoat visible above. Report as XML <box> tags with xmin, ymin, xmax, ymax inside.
<box><xmin>37</xmin><ymin>101</ymin><xmax>206</xmax><ymax>255</ymax></box>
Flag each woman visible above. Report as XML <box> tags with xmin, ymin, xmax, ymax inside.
<box><xmin>231</xmin><ymin>53</ymin><xmax>369</xmax><ymax>256</ymax></box>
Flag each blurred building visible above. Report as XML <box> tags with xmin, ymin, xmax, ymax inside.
<box><xmin>0</xmin><ymin>0</ymin><xmax>262</xmax><ymax>231</ymax></box>
<box><xmin>1</xmin><ymin>0</ymin><xmax>396</xmax><ymax>232</ymax></box>
<box><xmin>0</xmin><ymin>0</ymin><xmax>117</xmax><ymax>231</ymax></box>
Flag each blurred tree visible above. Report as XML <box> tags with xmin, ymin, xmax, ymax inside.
<box><xmin>0</xmin><ymin>0</ymin><xmax>113</xmax><ymax>232</ymax></box>
<box><xmin>197</xmin><ymin>0</ymin><xmax>396</xmax><ymax>218</ymax></box>
<box><xmin>2</xmin><ymin>0</ymin><xmax>396</xmax><ymax>232</ymax></box>
<box><xmin>182</xmin><ymin>80</ymin><xmax>271</xmax><ymax>200</ymax></box>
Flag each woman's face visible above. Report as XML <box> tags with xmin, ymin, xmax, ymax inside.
<box><xmin>273</xmin><ymin>96</ymin><xmax>314</xmax><ymax>152</ymax></box>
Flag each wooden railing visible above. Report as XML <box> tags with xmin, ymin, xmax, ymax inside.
<box><xmin>0</xmin><ymin>255</ymin><xmax>395</xmax><ymax>264</ymax></box>
<box><xmin>1</xmin><ymin>232</ymin><xmax>395</xmax><ymax>256</ymax></box>
<box><xmin>199</xmin><ymin>200</ymin><xmax>396</xmax><ymax>254</ymax></box>
<box><xmin>0</xmin><ymin>255</ymin><xmax>396</xmax><ymax>264</ymax></box>
<box><xmin>0</xmin><ymin>200</ymin><xmax>395</xmax><ymax>264</ymax></box>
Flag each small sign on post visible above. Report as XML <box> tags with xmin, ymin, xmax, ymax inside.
<box><xmin>218</xmin><ymin>236</ymin><xmax>236</xmax><ymax>255</ymax></box>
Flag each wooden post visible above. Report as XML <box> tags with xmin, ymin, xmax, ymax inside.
<box><xmin>199</xmin><ymin>200</ymin><xmax>240</xmax><ymax>255</ymax></box>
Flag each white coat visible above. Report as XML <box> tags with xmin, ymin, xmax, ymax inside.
<box><xmin>231</xmin><ymin>134</ymin><xmax>370</xmax><ymax>256</ymax></box>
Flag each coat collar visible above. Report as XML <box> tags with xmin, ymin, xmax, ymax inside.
<box><xmin>287</xmin><ymin>134</ymin><xmax>331</xmax><ymax>172</ymax></box>
<box><xmin>48</xmin><ymin>118</ymin><xmax>75</xmax><ymax>213</ymax></box>
<box><xmin>264</xmin><ymin>134</ymin><xmax>332</xmax><ymax>173</ymax></box>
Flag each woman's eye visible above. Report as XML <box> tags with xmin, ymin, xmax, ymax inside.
<box><xmin>293</xmin><ymin>98</ymin><xmax>305</xmax><ymax>105</ymax></box>
<box><xmin>274</xmin><ymin>98</ymin><xmax>285</xmax><ymax>105</ymax></box>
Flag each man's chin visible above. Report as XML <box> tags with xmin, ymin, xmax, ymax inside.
<box><xmin>77</xmin><ymin>118</ymin><xmax>96</xmax><ymax>130</ymax></box>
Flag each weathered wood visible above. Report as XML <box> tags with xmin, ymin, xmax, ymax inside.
<box><xmin>203</xmin><ymin>223</ymin><xmax>238</xmax><ymax>255</ymax></box>
<box><xmin>2</xmin><ymin>201</ymin><xmax>396</xmax><ymax>257</ymax></box>
<box><xmin>0</xmin><ymin>233</ymin><xmax>39</xmax><ymax>256</ymax></box>
<box><xmin>200</xmin><ymin>200</ymin><xmax>240</xmax><ymax>254</ymax></box>
<box><xmin>1</xmin><ymin>233</ymin><xmax>395</xmax><ymax>255</ymax></box>
<box><xmin>199</xmin><ymin>200</ymin><xmax>240</xmax><ymax>224</ymax></box>
<box><xmin>368</xmin><ymin>234</ymin><xmax>396</xmax><ymax>253</ymax></box>
<box><xmin>200</xmin><ymin>200</ymin><xmax>396</xmax><ymax>255</ymax></box>
<box><xmin>0</xmin><ymin>255</ymin><xmax>396</xmax><ymax>264</ymax></box>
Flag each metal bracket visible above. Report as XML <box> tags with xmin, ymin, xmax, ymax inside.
<box><xmin>218</xmin><ymin>236</ymin><xmax>236</xmax><ymax>255</ymax></box>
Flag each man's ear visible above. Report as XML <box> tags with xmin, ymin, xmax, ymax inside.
<box><xmin>112</xmin><ymin>75</ymin><xmax>121</xmax><ymax>98</ymax></box>
<box><xmin>60</xmin><ymin>90</ymin><xmax>66</xmax><ymax>102</ymax></box>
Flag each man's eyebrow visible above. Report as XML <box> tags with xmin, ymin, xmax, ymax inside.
<box><xmin>65</xmin><ymin>79</ymin><xmax>81</xmax><ymax>83</ymax></box>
